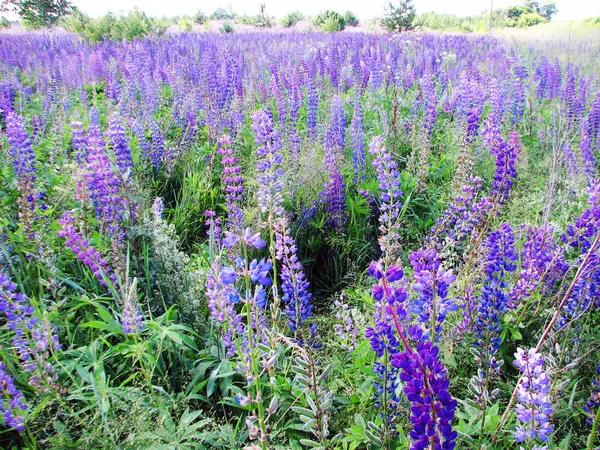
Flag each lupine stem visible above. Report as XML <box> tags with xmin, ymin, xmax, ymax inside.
<box><xmin>587</xmin><ymin>404</ymin><xmax>600</xmax><ymax>450</ymax></box>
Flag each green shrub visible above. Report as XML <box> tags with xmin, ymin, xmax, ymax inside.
<box><xmin>210</xmin><ymin>7</ymin><xmax>234</xmax><ymax>20</ymax></box>
<box><xmin>193</xmin><ymin>10</ymin><xmax>207</xmax><ymax>24</ymax></box>
<box><xmin>280</xmin><ymin>11</ymin><xmax>304</xmax><ymax>27</ymax></box>
<box><xmin>178</xmin><ymin>15</ymin><xmax>193</xmax><ymax>31</ymax></box>
<box><xmin>313</xmin><ymin>10</ymin><xmax>345</xmax><ymax>31</ymax></box>
<box><xmin>517</xmin><ymin>11</ymin><xmax>547</xmax><ymax>27</ymax></box>
<box><xmin>0</xmin><ymin>16</ymin><xmax>10</xmax><ymax>28</ymax></box>
<box><xmin>220</xmin><ymin>21</ymin><xmax>234</xmax><ymax>33</ymax></box>
<box><xmin>344</xmin><ymin>11</ymin><xmax>360</xmax><ymax>27</ymax></box>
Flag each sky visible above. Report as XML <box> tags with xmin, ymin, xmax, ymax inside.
<box><xmin>4</xmin><ymin>0</ymin><xmax>600</xmax><ymax>21</ymax></box>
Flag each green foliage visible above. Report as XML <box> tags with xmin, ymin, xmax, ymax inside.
<box><xmin>313</xmin><ymin>10</ymin><xmax>346</xmax><ymax>32</ymax></box>
<box><xmin>381</xmin><ymin>0</ymin><xmax>416</xmax><ymax>33</ymax></box>
<box><xmin>192</xmin><ymin>9</ymin><xmax>207</xmax><ymax>24</ymax></box>
<box><xmin>61</xmin><ymin>8</ymin><xmax>169</xmax><ymax>42</ymax></box>
<box><xmin>254</xmin><ymin>3</ymin><xmax>274</xmax><ymax>28</ymax></box>
<box><xmin>177</xmin><ymin>15</ymin><xmax>193</xmax><ymax>32</ymax></box>
<box><xmin>507</xmin><ymin>5</ymin><xmax>533</xmax><ymax>19</ymax></box>
<box><xmin>343</xmin><ymin>11</ymin><xmax>359</xmax><ymax>27</ymax></box>
<box><xmin>537</xmin><ymin>2</ymin><xmax>558</xmax><ymax>20</ymax></box>
<box><xmin>280</xmin><ymin>11</ymin><xmax>304</xmax><ymax>27</ymax></box>
<box><xmin>3</xmin><ymin>0</ymin><xmax>72</xmax><ymax>28</ymax></box>
<box><xmin>506</xmin><ymin>11</ymin><xmax>548</xmax><ymax>27</ymax></box>
<box><xmin>210</xmin><ymin>7</ymin><xmax>234</xmax><ymax>20</ymax></box>
<box><xmin>0</xmin><ymin>15</ymin><xmax>10</xmax><ymax>28</ymax></box>
<box><xmin>507</xmin><ymin>1</ymin><xmax>557</xmax><ymax>23</ymax></box>
<box><xmin>220</xmin><ymin>21</ymin><xmax>234</xmax><ymax>33</ymax></box>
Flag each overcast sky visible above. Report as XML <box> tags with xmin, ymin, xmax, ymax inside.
<box><xmin>3</xmin><ymin>0</ymin><xmax>599</xmax><ymax>21</ymax></box>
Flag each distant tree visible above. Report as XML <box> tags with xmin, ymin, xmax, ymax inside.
<box><xmin>507</xmin><ymin>5</ymin><xmax>533</xmax><ymax>19</ymax></box>
<box><xmin>314</xmin><ymin>10</ymin><xmax>345</xmax><ymax>31</ymax></box>
<box><xmin>254</xmin><ymin>3</ymin><xmax>273</xmax><ymax>28</ymax></box>
<box><xmin>178</xmin><ymin>15</ymin><xmax>193</xmax><ymax>31</ymax></box>
<box><xmin>344</xmin><ymin>11</ymin><xmax>359</xmax><ymax>27</ymax></box>
<box><xmin>1</xmin><ymin>0</ymin><xmax>72</xmax><ymax>28</ymax></box>
<box><xmin>537</xmin><ymin>2</ymin><xmax>557</xmax><ymax>20</ymax></box>
<box><xmin>210</xmin><ymin>7</ymin><xmax>234</xmax><ymax>20</ymax></box>
<box><xmin>193</xmin><ymin>9</ymin><xmax>207</xmax><ymax>24</ymax></box>
<box><xmin>381</xmin><ymin>0</ymin><xmax>416</xmax><ymax>32</ymax></box>
<box><xmin>280</xmin><ymin>11</ymin><xmax>304</xmax><ymax>27</ymax></box>
<box><xmin>0</xmin><ymin>15</ymin><xmax>10</xmax><ymax>28</ymax></box>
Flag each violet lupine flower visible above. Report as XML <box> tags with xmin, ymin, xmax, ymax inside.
<box><xmin>71</xmin><ymin>121</ymin><xmax>88</xmax><ymax>163</ymax></box>
<box><xmin>205</xmin><ymin>257</ymin><xmax>243</xmax><ymax>356</ymax></box>
<box><xmin>509</xmin><ymin>225</ymin><xmax>568</xmax><ymax>307</ymax></box>
<box><xmin>391</xmin><ymin>333</ymin><xmax>458</xmax><ymax>450</ymax></box>
<box><xmin>275</xmin><ymin>221</ymin><xmax>313</xmax><ymax>332</ymax></box>
<box><xmin>150</xmin><ymin>121</ymin><xmax>165</xmax><ymax>174</ymax></box>
<box><xmin>513</xmin><ymin>348</ymin><xmax>553</xmax><ymax>444</ymax></box>
<box><xmin>0</xmin><ymin>273</ymin><xmax>60</xmax><ymax>391</ymax></box>
<box><xmin>580</xmin><ymin>131</ymin><xmax>597</xmax><ymax>184</ymax></box>
<box><xmin>426</xmin><ymin>176</ymin><xmax>492</xmax><ymax>255</ymax></box>
<box><xmin>328</xmin><ymin>95</ymin><xmax>346</xmax><ymax>153</ymax></box>
<box><xmin>204</xmin><ymin>210</ymin><xmax>222</xmax><ymax>249</ymax></box>
<box><xmin>306</xmin><ymin>78</ymin><xmax>318</xmax><ymax>139</ymax></box>
<box><xmin>132</xmin><ymin>121</ymin><xmax>150</xmax><ymax>159</ymax></box>
<box><xmin>320</xmin><ymin>166</ymin><xmax>346</xmax><ymax>231</ymax></box>
<box><xmin>334</xmin><ymin>296</ymin><xmax>358</xmax><ymax>352</ymax></box>
<box><xmin>421</xmin><ymin>74</ymin><xmax>438</xmax><ymax>138</ymax></box>
<box><xmin>409</xmin><ymin>247</ymin><xmax>457</xmax><ymax>341</ymax></box>
<box><xmin>223</xmin><ymin>227</ymin><xmax>266</xmax><ymax>250</ymax></box>
<box><xmin>369</xmin><ymin>136</ymin><xmax>403</xmax><ymax>258</ymax></box>
<box><xmin>0</xmin><ymin>361</ymin><xmax>27</xmax><ymax>432</ymax></box>
<box><xmin>120</xmin><ymin>280</ymin><xmax>144</xmax><ymax>334</ymax></box>
<box><xmin>58</xmin><ymin>212</ymin><xmax>118</xmax><ymax>287</ymax></box>
<box><xmin>584</xmin><ymin>362</ymin><xmax>600</xmax><ymax>425</ymax></box>
<box><xmin>107</xmin><ymin>117</ymin><xmax>133</xmax><ymax>176</ymax></box>
<box><xmin>350</xmin><ymin>100</ymin><xmax>366</xmax><ymax>182</ymax></box>
<box><xmin>85</xmin><ymin>125</ymin><xmax>127</xmax><ymax>241</ymax></box>
<box><xmin>6</xmin><ymin>112</ymin><xmax>38</xmax><ymax>232</ymax></box>
<box><xmin>490</xmin><ymin>131</ymin><xmax>520</xmax><ymax>203</ymax></box>
<box><xmin>474</xmin><ymin>223</ymin><xmax>518</xmax><ymax>372</ymax></box>
<box><xmin>365</xmin><ymin>261</ymin><xmax>406</xmax><ymax>432</ymax></box>
<box><xmin>509</xmin><ymin>78</ymin><xmax>526</xmax><ymax>126</ymax></box>
<box><xmin>252</xmin><ymin>110</ymin><xmax>285</xmax><ymax>222</ymax></box>
<box><xmin>218</xmin><ymin>135</ymin><xmax>244</xmax><ymax>231</ymax></box>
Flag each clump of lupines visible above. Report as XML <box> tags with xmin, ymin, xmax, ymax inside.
<box><xmin>513</xmin><ymin>348</ymin><xmax>553</xmax><ymax>445</ymax></box>
<box><xmin>368</xmin><ymin>136</ymin><xmax>403</xmax><ymax>259</ymax></box>
<box><xmin>490</xmin><ymin>130</ymin><xmax>520</xmax><ymax>202</ymax></box>
<box><xmin>6</xmin><ymin>112</ymin><xmax>40</xmax><ymax>233</ymax></box>
<box><xmin>120</xmin><ymin>278</ymin><xmax>144</xmax><ymax>334</ymax></box>
<box><xmin>218</xmin><ymin>135</ymin><xmax>244</xmax><ymax>231</ymax></box>
<box><xmin>350</xmin><ymin>99</ymin><xmax>366</xmax><ymax>182</ymax></box>
<box><xmin>85</xmin><ymin>123</ymin><xmax>128</xmax><ymax>241</ymax></box>
<box><xmin>0</xmin><ymin>361</ymin><xmax>27</xmax><ymax>432</ymax></box>
<box><xmin>0</xmin><ymin>273</ymin><xmax>60</xmax><ymax>395</ymax></box>
<box><xmin>150</xmin><ymin>120</ymin><xmax>165</xmax><ymax>174</ymax></box>
<box><xmin>409</xmin><ymin>247</ymin><xmax>457</xmax><ymax>341</ymax></box>
<box><xmin>474</xmin><ymin>223</ymin><xmax>517</xmax><ymax>371</ymax></box>
<box><xmin>252</xmin><ymin>110</ymin><xmax>285</xmax><ymax>223</ymax></box>
<box><xmin>71</xmin><ymin>121</ymin><xmax>88</xmax><ymax>163</ymax></box>
<box><xmin>58</xmin><ymin>212</ymin><xmax>118</xmax><ymax>287</ymax></box>
<box><xmin>107</xmin><ymin>116</ymin><xmax>133</xmax><ymax>177</ymax></box>
<box><xmin>274</xmin><ymin>219</ymin><xmax>313</xmax><ymax>333</ymax></box>
<box><xmin>333</xmin><ymin>295</ymin><xmax>358</xmax><ymax>352</ymax></box>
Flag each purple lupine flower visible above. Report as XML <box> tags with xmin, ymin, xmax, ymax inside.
<box><xmin>409</xmin><ymin>247</ymin><xmax>457</xmax><ymax>341</ymax></box>
<box><xmin>275</xmin><ymin>220</ymin><xmax>313</xmax><ymax>332</ymax></box>
<box><xmin>0</xmin><ymin>273</ymin><xmax>60</xmax><ymax>391</ymax></box>
<box><xmin>334</xmin><ymin>296</ymin><xmax>358</xmax><ymax>352</ymax></box>
<box><xmin>218</xmin><ymin>135</ymin><xmax>244</xmax><ymax>231</ymax></box>
<box><xmin>509</xmin><ymin>225</ymin><xmax>568</xmax><ymax>307</ymax></box>
<box><xmin>365</xmin><ymin>261</ymin><xmax>407</xmax><ymax>433</ymax></box>
<box><xmin>204</xmin><ymin>210</ymin><xmax>222</xmax><ymax>249</ymax></box>
<box><xmin>85</xmin><ymin>124</ymin><xmax>127</xmax><ymax>241</ymax></box>
<box><xmin>205</xmin><ymin>257</ymin><xmax>243</xmax><ymax>356</ymax></box>
<box><xmin>489</xmin><ymin>130</ymin><xmax>520</xmax><ymax>202</ymax></box>
<box><xmin>509</xmin><ymin>78</ymin><xmax>526</xmax><ymax>126</ymax></box>
<box><xmin>328</xmin><ymin>95</ymin><xmax>346</xmax><ymax>153</ymax></box>
<box><xmin>421</xmin><ymin>74</ymin><xmax>438</xmax><ymax>138</ymax></box>
<box><xmin>223</xmin><ymin>227</ymin><xmax>266</xmax><ymax>251</ymax></box>
<box><xmin>474</xmin><ymin>223</ymin><xmax>518</xmax><ymax>372</ymax></box>
<box><xmin>584</xmin><ymin>362</ymin><xmax>600</xmax><ymax>425</ymax></box>
<box><xmin>120</xmin><ymin>279</ymin><xmax>144</xmax><ymax>334</ymax></box>
<box><xmin>107</xmin><ymin>117</ymin><xmax>133</xmax><ymax>176</ymax></box>
<box><xmin>513</xmin><ymin>348</ymin><xmax>553</xmax><ymax>444</ymax></box>
<box><xmin>270</xmin><ymin>73</ymin><xmax>287</xmax><ymax>126</ymax></box>
<box><xmin>6</xmin><ymin>112</ymin><xmax>38</xmax><ymax>233</ymax></box>
<box><xmin>132</xmin><ymin>121</ymin><xmax>150</xmax><ymax>159</ymax></box>
<box><xmin>350</xmin><ymin>100</ymin><xmax>366</xmax><ymax>182</ymax></box>
<box><xmin>70</xmin><ymin>121</ymin><xmax>88</xmax><ymax>164</ymax></box>
<box><xmin>426</xmin><ymin>176</ymin><xmax>492</xmax><ymax>255</ymax></box>
<box><xmin>252</xmin><ymin>110</ymin><xmax>285</xmax><ymax>222</ymax></box>
<box><xmin>369</xmin><ymin>136</ymin><xmax>403</xmax><ymax>258</ymax></box>
<box><xmin>58</xmin><ymin>212</ymin><xmax>118</xmax><ymax>287</ymax></box>
<box><xmin>0</xmin><ymin>361</ymin><xmax>27</xmax><ymax>432</ymax></box>
<box><xmin>391</xmin><ymin>334</ymin><xmax>458</xmax><ymax>450</ymax></box>
<box><xmin>580</xmin><ymin>131</ymin><xmax>597</xmax><ymax>184</ymax></box>
<box><xmin>306</xmin><ymin>78</ymin><xmax>318</xmax><ymax>139</ymax></box>
<box><xmin>150</xmin><ymin>121</ymin><xmax>165</xmax><ymax>174</ymax></box>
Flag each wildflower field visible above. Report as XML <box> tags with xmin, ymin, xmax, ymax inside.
<box><xmin>0</xmin><ymin>30</ymin><xmax>599</xmax><ymax>449</ymax></box>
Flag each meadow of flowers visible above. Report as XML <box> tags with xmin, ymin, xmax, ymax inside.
<box><xmin>0</xmin><ymin>29</ymin><xmax>599</xmax><ymax>449</ymax></box>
